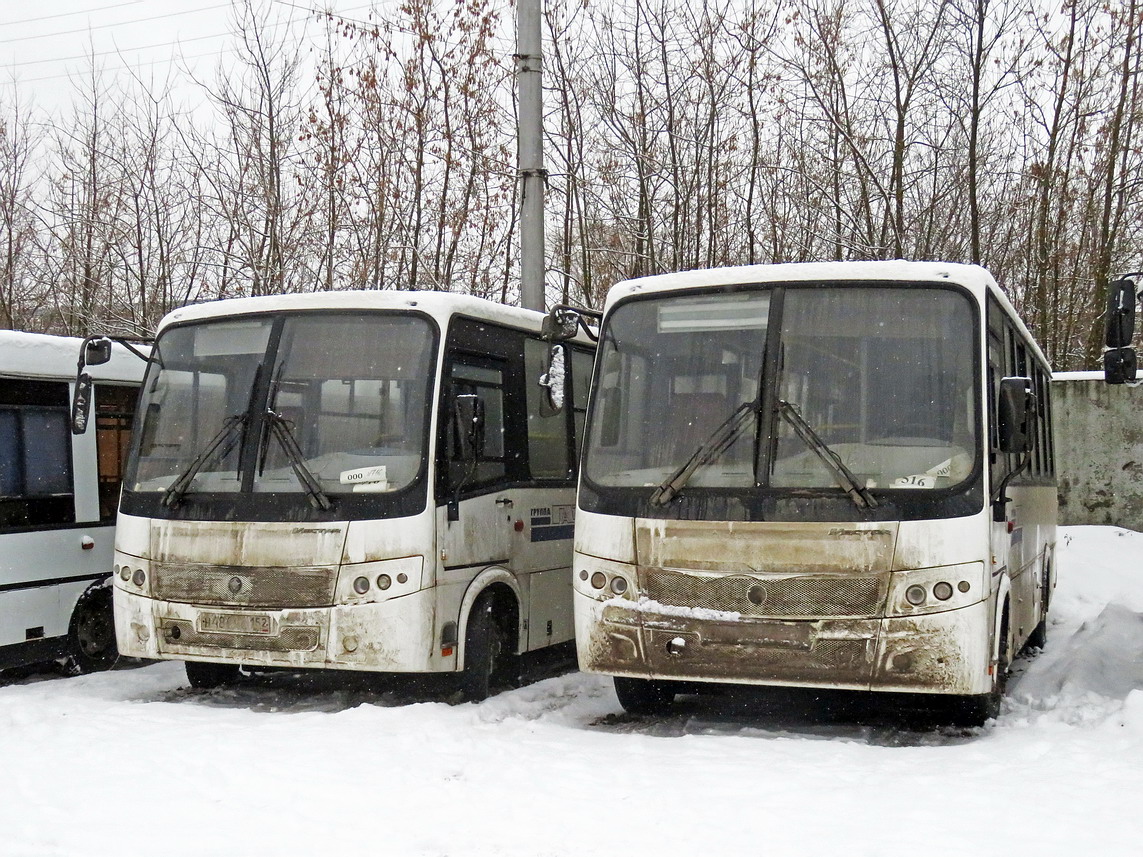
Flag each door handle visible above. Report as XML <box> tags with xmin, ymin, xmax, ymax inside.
<box><xmin>495</xmin><ymin>497</ymin><xmax>514</xmax><ymax>508</ymax></box>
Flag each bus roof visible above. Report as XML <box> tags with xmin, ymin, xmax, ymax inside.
<box><xmin>158</xmin><ymin>290</ymin><xmax>550</xmax><ymax>337</ymax></box>
<box><xmin>0</xmin><ymin>330</ymin><xmax>148</xmax><ymax>384</ymax></box>
<box><xmin>606</xmin><ymin>260</ymin><xmax>1050</xmax><ymax>371</ymax></box>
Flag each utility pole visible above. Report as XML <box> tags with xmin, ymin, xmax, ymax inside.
<box><xmin>517</xmin><ymin>0</ymin><xmax>545</xmax><ymax>311</ymax></box>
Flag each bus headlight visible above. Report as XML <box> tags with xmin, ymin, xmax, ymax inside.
<box><xmin>887</xmin><ymin>562</ymin><xmax>986</xmax><ymax>617</ymax></box>
<box><xmin>336</xmin><ymin>556</ymin><xmax>424</xmax><ymax>605</ymax></box>
<box><xmin>574</xmin><ymin>554</ymin><xmax>636</xmax><ymax>601</ymax></box>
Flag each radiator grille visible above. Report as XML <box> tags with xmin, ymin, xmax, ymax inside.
<box><xmin>151</xmin><ymin>563</ymin><xmax>337</xmax><ymax>608</ymax></box>
<box><xmin>643</xmin><ymin>568</ymin><xmax>886</xmax><ymax>618</ymax></box>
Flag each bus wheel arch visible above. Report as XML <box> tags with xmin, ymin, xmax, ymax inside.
<box><xmin>62</xmin><ymin>580</ymin><xmax>119</xmax><ymax>675</ymax></box>
<box><xmin>457</xmin><ymin>575</ymin><xmax>520</xmax><ymax>702</ymax></box>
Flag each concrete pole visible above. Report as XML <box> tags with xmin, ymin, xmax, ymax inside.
<box><xmin>517</xmin><ymin>0</ymin><xmax>545</xmax><ymax>311</ymax></box>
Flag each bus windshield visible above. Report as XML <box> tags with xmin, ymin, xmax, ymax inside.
<box><xmin>584</xmin><ymin>284</ymin><xmax>978</xmax><ymax>501</ymax></box>
<box><xmin>128</xmin><ymin>312</ymin><xmax>436</xmax><ymax>503</ymax></box>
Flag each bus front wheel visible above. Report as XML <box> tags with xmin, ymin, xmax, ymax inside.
<box><xmin>184</xmin><ymin>660</ymin><xmax>242</xmax><ymax>689</ymax></box>
<box><xmin>614</xmin><ymin>676</ymin><xmax>676</xmax><ymax>715</ymax></box>
<box><xmin>458</xmin><ymin>597</ymin><xmax>508</xmax><ymax>702</ymax></box>
<box><xmin>63</xmin><ymin>584</ymin><xmax>119</xmax><ymax>674</ymax></box>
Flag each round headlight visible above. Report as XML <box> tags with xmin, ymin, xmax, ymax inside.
<box><xmin>590</xmin><ymin>571</ymin><xmax>607</xmax><ymax>590</ymax></box>
<box><xmin>579</xmin><ymin>569</ymin><xmax>589</xmax><ymax>581</ymax></box>
<box><xmin>119</xmin><ymin>565</ymin><xmax>130</xmax><ymax>581</ymax></box>
<box><xmin>905</xmin><ymin>584</ymin><xmax>926</xmax><ymax>606</ymax></box>
<box><xmin>610</xmin><ymin>576</ymin><xmax>628</xmax><ymax>595</ymax></box>
<box><xmin>933</xmin><ymin>581</ymin><xmax>954</xmax><ymax>601</ymax></box>
<box><xmin>132</xmin><ymin>568</ymin><xmax>146</xmax><ymax>587</ymax></box>
<box><xmin>353</xmin><ymin>576</ymin><xmax>370</xmax><ymax>595</ymax></box>
<box><xmin>958</xmin><ymin>580</ymin><xmax>971</xmax><ymax>593</ymax></box>
<box><xmin>377</xmin><ymin>574</ymin><xmax>392</xmax><ymax>590</ymax></box>
<box><xmin>397</xmin><ymin>573</ymin><xmax>408</xmax><ymax>584</ymax></box>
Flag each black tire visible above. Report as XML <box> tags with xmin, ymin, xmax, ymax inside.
<box><xmin>458</xmin><ymin>597</ymin><xmax>508</xmax><ymax>702</ymax></box>
<box><xmin>1025</xmin><ymin>618</ymin><xmax>1048</xmax><ymax>651</ymax></box>
<box><xmin>614</xmin><ymin>676</ymin><xmax>677</xmax><ymax>716</ymax></box>
<box><xmin>1026</xmin><ymin>559</ymin><xmax>1052</xmax><ymax>651</ymax></box>
<box><xmin>184</xmin><ymin>660</ymin><xmax>242</xmax><ymax>689</ymax></box>
<box><xmin>63</xmin><ymin>584</ymin><xmax>119</xmax><ymax>675</ymax></box>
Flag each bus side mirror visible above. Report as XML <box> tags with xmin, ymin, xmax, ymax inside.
<box><xmin>1105</xmin><ymin>278</ymin><xmax>1136</xmax><ymax>348</ymax></box>
<box><xmin>454</xmin><ymin>393</ymin><xmax>485</xmax><ymax>460</ymax></box>
<box><xmin>538</xmin><ymin>344</ymin><xmax>567</xmax><ymax>415</ymax></box>
<box><xmin>1105</xmin><ymin>347</ymin><xmax>1138</xmax><ymax>385</ymax></box>
<box><xmin>997</xmin><ymin>376</ymin><xmax>1034</xmax><ymax>453</ymax></box>
<box><xmin>1104</xmin><ymin>277</ymin><xmax>1137</xmax><ymax>384</ymax></box>
<box><xmin>84</xmin><ymin>337</ymin><xmax>114</xmax><ymax>366</ymax></box>
<box><xmin>542</xmin><ymin>308</ymin><xmax>580</xmax><ymax>342</ymax></box>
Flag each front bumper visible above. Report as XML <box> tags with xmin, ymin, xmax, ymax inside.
<box><xmin>114</xmin><ymin>585</ymin><xmax>443</xmax><ymax>673</ymax></box>
<box><xmin>574</xmin><ymin>591</ymin><xmax>991</xmax><ymax>695</ymax></box>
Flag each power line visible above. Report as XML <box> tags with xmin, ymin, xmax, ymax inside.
<box><xmin>0</xmin><ymin>3</ymin><xmax>234</xmax><ymax>46</ymax></box>
<box><xmin>0</xmin><ymin>1</ymin><xmax>145</xmax><ymax>28</ymax></box>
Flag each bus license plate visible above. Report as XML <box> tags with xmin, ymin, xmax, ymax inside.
<box><xmin>198</xmin><ymin>612</ymin><xmax>274</xmax><ymax>635</ymax></box>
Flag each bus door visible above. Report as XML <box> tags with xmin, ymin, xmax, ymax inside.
<box><xmin>436</xmin><ymin>323</ymin><xmax>583</xmax><ymax>651</ymax></box>
<box><xmin>438</xmin><ymin>352</ymin><xmax>515</xmax><ymax>576</ymax></box>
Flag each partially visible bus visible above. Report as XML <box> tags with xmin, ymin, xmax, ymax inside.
<box><xmin>552</xmin><ymin>261</ymin><xmax>1055</xmax><ymax>724</ymax></box>
<box><xmin>92</xmin><ymin>291</ymin><xmax>594</xmax><ymax>698</ymax></box>
<box><xmin>1</xmin><ymin>330</ymin><xmax>143</xmax><ymax>674</ymax></box>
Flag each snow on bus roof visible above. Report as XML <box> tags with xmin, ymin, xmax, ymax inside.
<box><xmin>159</xmin><ymin>290</ymin><xmax>549</xmax><ymax>335</ymax></box>
<box><xmin>606</xmin><ymin>260</ymin><xmax>1051</xmax><ymax>371</ymax></box>
<box><xmin>0</xmin><ymin>329</ymin><xmax>148</xmax><ymax>383</ymax></box>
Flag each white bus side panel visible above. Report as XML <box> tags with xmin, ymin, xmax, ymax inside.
<box><xmin>0</xmin><ymin>527</ymin><xmax>114</xmax><ymax>647</ymax></box>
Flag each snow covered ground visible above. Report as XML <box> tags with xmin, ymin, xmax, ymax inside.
<box><xmin>3</xmin><ymin>525</ymin><xmax>1142</xmax><ymax>857</ymax></box>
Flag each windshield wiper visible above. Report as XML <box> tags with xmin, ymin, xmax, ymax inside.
<box><xmin>650</xmin><ymin>399</ymin><xmax>758</xmax><ymax>507</ymax></box>
<box><xmin>776</xmin><ymin>399</ymin><xmax>877</xmax><ymax>510</ymax></box>
<box><xmin>263</xmin><ymin>410</ymin><xmax>332</xmax><ymax>511</ymax></box>
<box><xmin>162</xmin><ymin>414</ymin><xmax>246</xmax><ymax>508</ymax></box>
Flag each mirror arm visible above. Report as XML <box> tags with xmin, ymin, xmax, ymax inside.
<box><xmin>991</xmin><ymin>453</ymin><xmax>1031</xmax><ymax>522</ymax></box>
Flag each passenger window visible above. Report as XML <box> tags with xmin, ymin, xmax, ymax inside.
<box><xmin>525</xmin><ymin>339</ymin><xmax>571</xmax><ymax>480</ymax></box>
<box><xmin>95</xmin><ymin>384</ymin><xmax>138</xmax><ymax>521</ymax></box>
<box><xmin>0</xmin><ymin>379</ymin><xmax>75</xmax><ymax>529</ymax></box>
<box><xmin>444</xmin><ymin>358</ymin><xmax>507</xmax><ymax>491</ymax></box>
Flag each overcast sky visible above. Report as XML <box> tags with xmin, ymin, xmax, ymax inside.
<box><xmin>0</xmin><ymin>1</ymin><xmax>380</xmax><ymax>116</ymax></box>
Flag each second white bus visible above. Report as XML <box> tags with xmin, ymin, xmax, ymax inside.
<box><xmin>553</xmin><ymin>261</ymin><xmax>1056</xmax><ymax>724</ymax></box>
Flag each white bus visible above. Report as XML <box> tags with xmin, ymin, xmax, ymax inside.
<box><xmin>0</xmin><ymin>331</ymin><xmax>143</xmax><ymax>675</ymax></box>
<box><xmin>90</xmin><ymin>291</ymin><xmax>594</xmax><ymax>698</ymax></box>
<box><xmin>551</xmin><ymin>261</ymin><xmax>1056</xmax><ymax>724</ymax></box>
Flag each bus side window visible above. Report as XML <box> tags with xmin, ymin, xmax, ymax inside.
<box><xmin>0</xmin><ymin>379</ymin><xmax>75</xmax><ymax>530</ymax></box>
<box><xmin>94</xmin><ymin>384</ymin><xmax>138</xmax><ymax>522</ymax></box>
<box><xmin>445</xmin><ymin>359</ymin><xmax>507</xmax><ymax>492</ymax></box>
<box><xmin>571</xmin><ymin>348</ymin><xmax>593</xmax><ymax>459</ymax></box>
<box><xmin>524</xmin><ymin>339</ymin><xmax>571</xmax><ymax>480</ymax></box>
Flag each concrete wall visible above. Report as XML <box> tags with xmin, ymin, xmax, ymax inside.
<box><xmin>1052</xmin><ymin>373</ymin><xmax>1143</xmax><ymax>531</ymax></box>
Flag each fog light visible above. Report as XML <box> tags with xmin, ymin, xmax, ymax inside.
<box><xmin>610</xmin><ymin>577</ymin><xmax>628</xmax><ymax>595</ymax></box>
<box><xmin>958</xmin><ymin>580</ymin><xmax>971</xmax><ymax>593</ymax></box>
<box><xmin>132</xmin><ymin>568</ymin><xmax>146</xmax><ymax>587</ymax></box>
<box><xmin>119</xmin><ymin>565</ymin><xmax>130</xmax><ymax>581</ymax></box>
<box><xmin>933</xmin><ymin>581</ymin><xmax>954</xmax><ymax>601</ymax></box>
<box><xmin>397</xmin><ymin>573</ymin><xmax>408</xmax><ymax>584</ymax></box>
<box><xmin>377</xmin><ymin>574</ymin><xmax>392</xmax><ymax>590</ymax></box>
<box><xmin>590</xmin><ymin>571</ymin><xmax>606</xmax><ymax>589</ymax></box>
<box><xmin>905</xmin><ymin>584</ymin><xmax>926</xmax><ymax>606</ymax></box>
<box><xmin>353</xmin><ymin>576</ymin><xmax>370</xmax><ymax>594</ymax></box>
<box><xmin>579</xmin><ymin>570</ymin><xmax>588</xmax><ymax>581</ymax></box>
